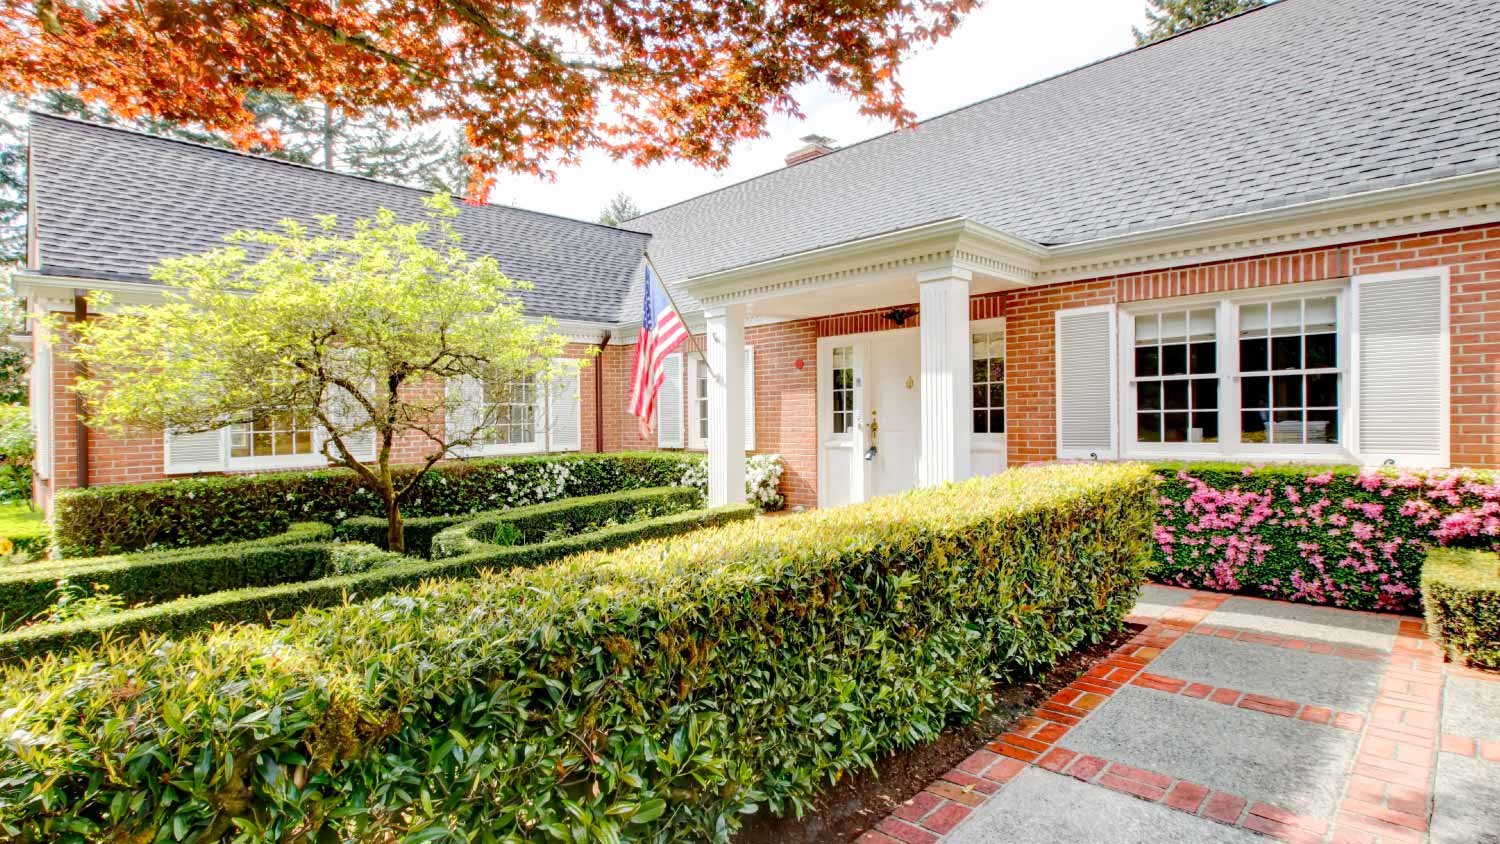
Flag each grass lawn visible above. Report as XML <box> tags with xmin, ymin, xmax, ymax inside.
<box><xmin>0</xmin><ymin>501</ymin><xmax>46</xmax><ymax>558</ymax></box>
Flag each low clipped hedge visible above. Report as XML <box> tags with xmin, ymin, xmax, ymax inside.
<box><xmin>337</xmin><ymin>485</ymin><xmax>702</xmax><ymax>557</ymax></box>
<box><xmin>0</xmin><ymin>462</ymin><xmax>1154</xmax><ymax>842</ymax></box>
<box><xmin>1422</xmin><ymin>548</ymin><xmax>1500</xmax><ymax>669</ymax></box>
<box><xmin>53</xmin><ymin>451</ymin><xmax>703</xmax><ymax>556</ymax></box>
<box><xmin>0</xmin><ymin>504</ymin><xmax>754</xmax><ymax>663</ymax></box>
<box><xmin>1152</xmin><ymin>462</ymin><xmax>1500</xmax><ymax>611</ymax></box>
<box><xmin>0</xmin><ymin>523</ymin><xmax>338</xmax><ymax>631</ymax></box>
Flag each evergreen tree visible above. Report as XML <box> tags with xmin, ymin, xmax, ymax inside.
<box><xmin>1133</xmin><ymin>0</ymin><xmax>1265</xmax><ymax>45</ymax></box>
<box><xmin>597</xmin><ymin>192</ymin><xmax>642</xmax><ymax>226</ymax></box>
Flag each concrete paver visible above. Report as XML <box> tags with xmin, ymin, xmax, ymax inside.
<box><xmin>1431</xmin><ymin>752</ymin><xmax>1500</xmax><ymax>844</ymax></box>
<box><xmin>1442</xmin><ymin>674</ymin><xmax>1500</xmax><ymax>741</ymax></box>
<box><xmin>1147</xmin><ymin>632</ymin><xmax>1384</xmax><ymax>713</ymax></box>
<box><xmin>1203</xmin><ymin>596</ymin><xmax>1399</xmax><ymax>652</ymax></box>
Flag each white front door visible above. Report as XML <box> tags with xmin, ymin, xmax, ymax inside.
<box><xmin>868</xmin><ymin>330</ymin><xmax>921</xmax><ymax>497</ymax></box>
<box><xmin>819</xmin><ymin>330</ymin><xmax>922</xmax><ymax>506</ymax></box>
<box><xmin>819</xmin><ymin>339</ymin><xmax>867</xmax><ymax>507</ymax></box>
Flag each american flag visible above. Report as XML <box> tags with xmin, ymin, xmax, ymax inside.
<box><xmin>629</xmin><ymin>262</ymin><xmax>688</xmax><ymax>437</ymax></box>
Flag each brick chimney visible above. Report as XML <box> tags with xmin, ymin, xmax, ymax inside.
<box><xmin>785</xmin><ymin>134</ymin><xmax>837</xmax><ymax>166</ymax></box>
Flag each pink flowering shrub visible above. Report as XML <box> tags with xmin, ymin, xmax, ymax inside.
<box><xmin>1152</xmin><ymin>463</ymin><xmax>1500</xmax><ymax>611</ymax></box>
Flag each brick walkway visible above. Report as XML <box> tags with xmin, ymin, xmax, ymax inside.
<box><xmin>857</xmin><ymin>586</ymin><xmax>1500</xmax><ymax>844</ymax></box>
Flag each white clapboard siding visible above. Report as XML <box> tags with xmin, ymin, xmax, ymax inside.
<box><xmin>165</xmin><ymin>428</ymin><xmax>225</xmax><ymax>474</ymax></box>
<box><xmin>548</xmin><ymin>361</ymin><xmax>583</xmax><ymax>452</ymax></box>
<box><xmin>1355</xmin><ymin>270</ymin><xmax>1449</xmax><ymax>467</ymax></box>
<box><xmin>446</xmin><ymin>374</ymin><xmax>484</xmax><ymax>455</ymax></box>
<box><xmin>743</xmin><ymin>344</ymin><xmax>756</xmax><ymax>451</ymax></box>
<box><xmin>657</xmin><ymin>353</ymin><xmax>685</xmax><ymax>448</ymax></box>
<box><xmin>1054</xmin><ymin>305</ymin><xmax>1117</xmax><ymax>459</ymax></box>
<box><xmin>324</xmin><ymin>381</ymin><xmax>377</xmax><ymax>461</ymax></box>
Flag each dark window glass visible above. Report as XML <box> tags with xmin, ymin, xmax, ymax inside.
<box><xmin>1163</xmin><ymin>413</ymin><xmax>1189</xmax><ymax>443</ymax></box>
<box><xmin>1162</xmin><ymin>344</ymin><xmax>1188</xmax><ymax>376</ymax></box>
<box><xmin>1240</xmin><ymin>338</ymin><xmax>1268</xmax><ymax>372</ymax></box>
<box><xmin>992</xmin><ymin>410</ymin><xmax>1005</xmax><ymax>434</ymax></box>
<box><xmin>1307</xmin><ymin>409</ymin><xmax>1337</xmax><ymax>444</ymax></box>
<box><xmin>1135</xmin><ymin>346</ymin><xmax>1160</xmax><ymax>377</ymax></box>
<box><xmin>1273</xmin><ymin>410</ymin><xmax>1304</xmax><ymax>442</ymax></box>
<box><xmin>1272</xmin><ymin>335</ymin><xmax>1301</xmax><ymax>370</ymax></box>
<box><xmin>1137</xmin><ymin>381</ymin><xmax>1162</xmax><ymax>411</ymax></box>
<box><xmin>1192</xmin><ymin>412</ymin><xmax>1220</xmax><ymax>443</ymax></box>
<box><xmin>1242</xmin><ymin>376</ymin><xmax>1270</xmax><ymax>409</ymax></box>
<box><xmin>1190</xmin><ymin>342</ymin><xmax>1216</xmax><ymax>375</ymax></box>
<box><xmin>1305</xmin><ymin>333</ymin><xmax>1337</xmax><ymax>369</ymax></box>
<box><xmin>1242</xmin><ymin>411</ymin><xmax>1269</xmax><ymax>442</ymax></box>
<box><xmin>1164</xmin><ymin>380</ymin><xmax>1190</xmax><ymax>411</ymax></box>
<box><xmin>1307</xmin><ymin>373</ymin><xmax>1338</xmax><ymax>407</ymax></box>
<box><xmin>1273</xmin><ymin>375</ymin><xmax>1303</xmax><ymax>408</ymax></box>
<box><xmin>1137</xmin><ymin>413</ymin><xmax>1161</xmax><ymax>443</ymax></box>
<box><xmin>973</xmin><ymin>410</ymin><xmax>988</xmax><ymax>434</ymax></box>
<box><xmin>1192</xmin><ymin>378</ymin><xmax>1218</xmax><ymax>410</ymax></box>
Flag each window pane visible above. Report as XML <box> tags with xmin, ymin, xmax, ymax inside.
<box><xmin>1307</xmin><ymin>409</ymin><xmax>1338</xmax><ymax>444</ymax></box>
<box><xmin>273</xmin><ymin>430</ymin><xmax>293</xmax><ymax>455</ymax></box>
<box><xmin>1137</xmin><ymin>381</ymin><xmax>1162</xmax><ymax>411</ymax></box>
<box><xmin>972</xmin><ymin>359</ymin><xmax>986</xmax><ymax>382</ymax></box>
<box><xmin>254</xmin><ymin>432</ymin><xmax>272</xmax><ymax>454</ymax></box>
<box><xmin>1135</xmin><ymin>314</ymin><xmax>1160</xmax><ymax>343</ymax></box>
<box><xmin>1305</xmin><ymin>333</ymin><xmax>1336</xmax><ymax>369</ymax></box>
<box><xmin>1272</xmin><ymin>335</ymin><xmax>1301</xmax><ymax>370</ymax></box>
<box><xmin>1240</xmin><ymin>338</ymin><xmax>1268</xmax><ymax>372</ymax></box>
<box><xmin>989</xmin><ymin>359</ymin><xmax>1004</xmax><ymax>381</ymax></box>
<box><xmin>1242</xmin><ymin>411</ymin><xmax>1269</xmax><ymax>442</ymax></box>
<box><xmin>1134</xmin><ymin>345</ymin><xmax>1159</xmax><ymax>377</ymax></box>
<box><xmin>1192</xmin><ymin>378</ymin><xmax>1218</xmax><ymax>410</ymax></box>
<box><xmin>1190</xmin><ymin>309</ymin><xmax>1216</xmax><ymax>340</ymax></box>
<box><xmin>1163</xmin><ymin>412</ymin><xmax>1189</xmax><ymax>443</ymax></box>
<box><xmin>989</xmin><ymin>383</ymin><xmax>1004</xmax><ymax>408</ymax></box>
<box><xmin>1190</xmin><ymin>342</ymin><xmax>1216</xmax><ymax>375</ymax></box>
<box><xmin>1162</xmin><ymin>343</ymin><xmax>1188</xmax><ymax>376</ymax></box>
<box><xmin>1273</xmin><ymin>410</ymin><xmax>1304</xmax><ymax>443</ymax></box>
<box><xmin>992</xmin><ymin>410</ymin><xmax>1005</xmax><ymax>434</ymax></box>
<box><xmin>1191</xmin><ymin>412</ymin><xmax>1219</xmax><ymax>443</ymax></box>
<box><xmin>1307</xmin><ymin>373</ymin><xmax>1339</xmax><ymax>408</ymax></box>
<box><xmin>973</xmin><ymin>410</ymin><xmax>988</xmax><ymax>434</ymax></box>
<box><xmin>1271</xmin><ymin>300</ymin><xmax>1300</xmax><ymax>333</ymax></box>
<box><xmin>1137</xmin><ymin>413</ymin><xmax>1161</xmax><ymax>443</ymax></box>
<box><xmin>834</xmin><ymin>413</ymin><xmax>847</xmax><ymax>435</ymax></box>
<box><xmin>1161</xmin><ymin>311</ymin><xmax>1187</xmax><ymax>341</ymax></box>
<box><xmin>295</xmin><ymin>430</ymin><xmax>313</xmax><ymax>454</ymax></box>
<box><xmin>972</xmin><ymin>385</ymin><xmax>986</xmax><ymax>408</ymax></box>
<box><xmin>1240</xmin><ymin>303</ymin><xmax>1268</xmax><ymax>335</ymax></box>
<box><xmin>1242</xmin><ymin>376</ymin><xmax>1270</xmax><ymax>409</ymax></box>
<box><xmin>1273</xmin><ymin>374</ymin><xmax>1303</xmax><ymax>408</ymax></box>
<box><xmin>1164</xmin><ymin>380</ymin><xmax>1189</xmax><ymax>411</ymax></box>
<box><xmin>1305</xmin><ymin>297</ymin><xmax>1336</xmax><ymax>332</ymax></box>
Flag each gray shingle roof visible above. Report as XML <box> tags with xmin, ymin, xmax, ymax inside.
<box><xmin>27</xmin><ymin>114</ymin><xmax>650</xmax><ymax>324</ymax></box>
<box><xmin>622</xmin><ymin>0</ymin><xmax>1500</xmax><ymax>319</ymax></box>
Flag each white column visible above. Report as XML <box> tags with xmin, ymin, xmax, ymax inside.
<box><xmin>918</xmin><ymin>267</ymin><xmax>972</xmax><ymax>487</ymax></box>
<box><xmin>705</xmin><ymin>304</ymin><xmax>747</xmax><ymax>506</ymax></box>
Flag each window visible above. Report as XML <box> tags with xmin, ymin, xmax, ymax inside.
<box><xmin>692</xmin><ymin>357</ymin><xmax>709</xmax><ymax>443</ymax></box>
<box><xmin>1133</xmin><ymin>309</ymin><xmax>1218</xmax><ymax>444</ymax></box>
<box><xmin>831</xmin><ymin>346</ymin><xmax>855</xmax><ymax>434</ymax></box>
<box><xmin>478</xmin><ymin>375</ymin><xmax>538</xmax><ymax>446</ymax></box>
<box><xmin>230</xmin><ymin>412</ymin><xmax>316</xmax><ymax>459</ymax></box>
<box><xmin>1238</xmin><ymin>296</ymin><xmax>1340</xmax><ymax>445</ymax></box>
<box><xmin>971</xmin><ymin>330</ymin><xmax>1005</xmax><ymax>434</ymax></box>
<box><xmin>1122</xmin><ymin>286</ymin><xmax>1346</xmax><ymax>457</ymax></box>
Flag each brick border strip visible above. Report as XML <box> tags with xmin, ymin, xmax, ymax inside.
<box><xmin>1188</xmin><ymin>624</ymin><xmax>1388</xmax><ymax>664</ymax></box>
<box><xmin>856</xmin><ymin>593</ymin><xmax>1230</xmax><ymax>844</ymax></box>
<box><xmin>1130</xmin><ymin>671</ymin><xmax>1366</xmax><ymax>732</ymax></box>
<box><xmin>1439</xmin><ymin>732</ymin><xmax>1500</xmax><ymax>761</ymax></box>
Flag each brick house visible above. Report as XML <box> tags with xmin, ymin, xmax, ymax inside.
<box><xmin>16</xmin><ymin>0</ymin><xmax>1500</xmax><ymax>515</ymax></box>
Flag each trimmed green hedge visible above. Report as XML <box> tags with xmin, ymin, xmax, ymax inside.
<box><xmin>0</xmin><ymin>504</ymin><xmax>754</xmax><ymax>663</ymax></box>
<box><xmin>0</xmin><ymin>462</ymin><xmax>1153</xmax><ymax>841</ymax></box>
<box><xmin>1152</xmin><ymin>462</ymin><xmax>1500</xmax><ymax>611</ymax></box>
<box><xmin>337</xmin><ymin>485</ymin><xmax>702</xmax><ymax>557</ymax></box>
<box><xmin>53</xmin><ymin>451</ymin><xmax>703</xmax><ymax>556</ymax></box>
<box><xmin>0</xmin><ymin>523</ymin><xmax>338</xmax><ymax>631</ymax></box>
<box><xmin>1422</xmin><ymin>548</ymin><xmax>1500</xmax><ymax>669</ymax></box>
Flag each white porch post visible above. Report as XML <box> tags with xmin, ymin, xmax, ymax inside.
<box><xmin>705</xmin><ymin>304</ymin><xmax>747</xmax><ymax>506</ymax></box>
<box><xmin>917</xmin><ymin>267</ymin><xmax>972</xmax><ymax>487</ymax></box>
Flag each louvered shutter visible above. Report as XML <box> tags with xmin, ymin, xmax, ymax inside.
<box><xmin>323</xmin><ymin>382</ymin><xmax>377</xmax><ymax>462</ymax></box>
<box><xmin>165</xmin><ymin>428</ymin><xmax>225</xmax><ymax>474</ymax></box>
<box><xmin>1055</xmin><ymin>305</ymin><xmax>1118</xmax><ymax>459</ymax></box>
<box><xmin>743</xmin><ymin>345</ymin><xmax>756</xmax><ymax>451</ymax></box>
<box><xmin>446</xmin><ymin>374</ymin><xmax>484</xmax><ymax>456</ymax></box>
<box><xmin>1354</xmin><ymin>271</ymin><xmax>1449</xmax><ymax>467</ymax></box>
<box><xmin>547</xmin><ymin>361</ymin><xmax>582</xmax><ymax>452</ymax></box>
<box><xmin>657</xmin><ymin>353</ymin><xmax>685</xmax><ymax>448</ymax></box>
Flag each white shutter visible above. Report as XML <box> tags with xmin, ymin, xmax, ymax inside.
<box><xmin>657</xmin><ymin>353</ymin><xmax>685</xmax><ymax>448</ymax></box>
<box><xmin>547</xmin><ymin>361</ymin><xmax>582</xmax><ymax>452</ymax></box>
<box><xmin>446</xmin><ymin>374</ymin><xmax>484</xmax><ymax>455</ymax></box>
<box><xmin>165</xmin><ymin>428</ymin><xmax>226</xmax><ymax>474</ymax></box>
<box><xmin>1354</xmin><ymin>270</ymin><xmax>1449</xmax><ymax>467</ymax></box>
<box><xmin>30</xmin><ymin>333</ymin><xmax>52</xmax><ymax>480</ymax></box>
<box><xmin>743</xmin><ymin>345</ymin><xmax>756</xmax><ymax>451</ymax></box>
<box><xmin>323</xmin><ymin>382</ymin><xmax>377</xmax><ymax>462</ymax></box>
<box><xmin>1055</xmin><ymin>305</ymin><xmax>1118</xmax><ymax>459</ymax></box>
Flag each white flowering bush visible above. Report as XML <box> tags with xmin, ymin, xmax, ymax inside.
<box><xmin>682</xmin><ymin>453</ymin><xmax>785</xmax><ymax>510</ymax></box>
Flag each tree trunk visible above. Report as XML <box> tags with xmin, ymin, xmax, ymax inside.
<box><xmin>385</xmin><ymin>494</ymin><xmax>405</xmax><ymax>554</ymax></box>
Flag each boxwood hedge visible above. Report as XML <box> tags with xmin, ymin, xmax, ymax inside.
<box><xmin>1152</xmin><ymin>462</ymin><xmax>1500</xmax><ymax>611</ymax></box>
<box><xmin>53</xmin><ymin>451</ymin><xmax>703</xmax><ymax>556</ymax></box>
<box><xmin>1422</xmin><ymin>548</ymin><xmax>1500</xmax><ymax>669</ymax></box>
<box><xmin>337</xmin><ymin>484</ymin><xmax>702</xmax><ymax>557</ymax></box>
<box><xmin>0</xmin><ymin>503</ymin><xmax>754</xmax><ymax>663</ymax></box>
<box><xmin>0</xmin><ymin>522</ymin><xmax>337</xmax><ymax>631</ymax></box>
<box><xmin>0</xmin><ymin>462</ymin><xmax>1154</xmax><ymax>842</ymax></box>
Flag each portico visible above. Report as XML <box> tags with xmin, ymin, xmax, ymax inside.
<box><xmin>681</xmin><ymin>218</ymin><xmax>1045</xmax><ymax>507</ymax></box>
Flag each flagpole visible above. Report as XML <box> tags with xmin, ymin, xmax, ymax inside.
<box><xmin>644</xmin><ymin>253</ymin><xmax>717</xmax><ymax>380</ymax></box>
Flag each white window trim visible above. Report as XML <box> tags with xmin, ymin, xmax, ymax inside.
<box><xmin>462</xmin><ymin>376</ymin><xmax>547</xmax><ymax>458</ymax></box>
<box><xmin>687</xmin><ymin>353</ymin><xmax>710</xmax><ymax>451</ymax></box>
<box><xmin>970</xmin><ymin>318</ymin><xmax>1006</xmax><ymax>453</ymax></box>
<box><xmin>1117</xmin><ymin>279</ymin><xmax>1356</xmax><ymax>463</ymax></box>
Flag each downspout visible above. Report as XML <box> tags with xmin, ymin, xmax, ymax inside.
<box><xmin>71</xmin><ymin>290</ymin><xmax>88</xmax><ymax>489</ymax></box>
<box><xmin>594</xmin><ymin>331</ymin><xmax>610</xmax><ymax>453</ymax></box>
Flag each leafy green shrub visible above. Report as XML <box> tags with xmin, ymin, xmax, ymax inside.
<box><xmin>0</xmin><ymin>463</ymin><xmax>1152</xmax><ymax>841</ymax></box>
<box><xmin>680</xmin><ymin>452</ymin><xmax>786</xmax><ymax>509</ymax></box>
<box><xmin>0</xmin><ymin>404</ymin><xmax>33</xmax><ymax>505</ymax></box>
<box><xmin>0</xmin><ymin>505</ymin><xmax>753</xmax><ymax>663</ymax></box>
<box><xmin>1422</xmin><ymin>548</ymin><xmax>1500</xmax><ymax>669</ymax></box>
<box><xmin>1152</xmin><ymin>462</ymin><xmax>1500</xmax><ymax>611</ymax></box>
<box><xmin>336</xmin><ymin>485</ymin><xmax>701</xmax><ymax>557</ymax></box>
<box><xmin>53</xmin><ymin>451</ymin><xmax>705</xmax><ymax>557</ymax></box>
<box><xmin>0</xmin><ymin>523</ymin><xmax>338</xmax><ymax>631</ymax></box>
<box><xmin>426</xmin><ymin>485</ymin><xmax>702</xmax><ymax>558</ymax></box>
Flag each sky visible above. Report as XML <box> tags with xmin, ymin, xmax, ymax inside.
<box><xmin>488</xmin><ymin>0</ymin><xmax>1150</xmax><ymax>222</ymax></box>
